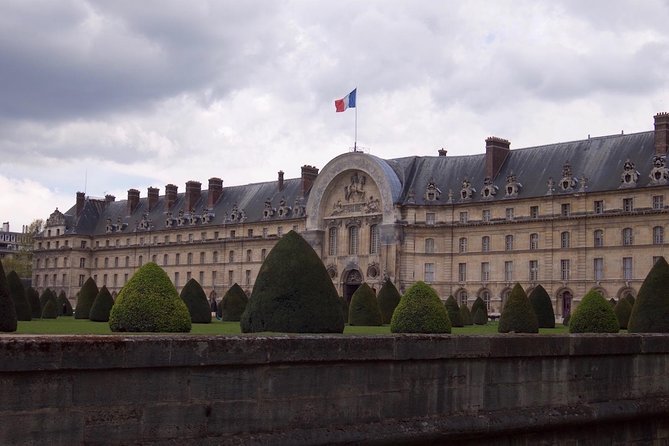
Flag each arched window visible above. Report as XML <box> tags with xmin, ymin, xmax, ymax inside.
<box><xmin>481</xmin><ymin>236</ymin><xmax>490</xmax><ymax>252</ymax></box>
<box><xmin>370</xmin><ymin>224</ymin><xmax>380</xmax><ymax>254</ymax></box>
<box><xmin>622</xmin><ymin>227</ymin><xmax>633</xmax><ymax>246</ymax></box>
<box><xmin>529</xmin><ymin>233</ymin><xmax>538</xmax><ymax>250</ymax></box>
<box><xmin>653</xmin><ymin>226</ymin><xmax>664</xmax><ymax>245</ymax></box>
<box><xmin>456</xmin><ymin>289</ymin><xmax>468</xmax><ymax>307</ymax></box>
<box><xmin>505</xmin><ymin>235</ymin><xmax>514</xmax><ymax>251</ymax></box>
<box><xmin>425</xmin><ymin>238</ymin><xmax>435</xmax><ymax>254</ymax></box>
<box><xmin>328</xmin><ymin>227</ymin><xmax>337</xmax><ymax>256</ymax></box>
<box><xmin>594</xmin><ymin>229</ymin><xmax>604</xmax><ymax>248</ymax></box>
<box><xmin>561</xmin><ymin>231</ymin><xmax>570</xmax><ymax>248</ymax></box>
<box><xmin>348</xmin><ymin>226</ymin><xmax>359</xmax><ymax>255</ymax></box>
<box><xmin>459</xmin><ymin>237</ymin><xmax>467</xmax><ymax>253</ymax></box>
<box><xmin>480</xmin><ymin>289</ymin><xmax>491</xmax><ymax>311</ymax></box>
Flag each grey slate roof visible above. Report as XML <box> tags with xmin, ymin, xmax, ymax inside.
<box><xmin>58</xmin><ymin>130</ymin><xmax>662</xmax><ymax>236</ymax></box>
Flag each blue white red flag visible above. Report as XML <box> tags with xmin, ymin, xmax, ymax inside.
<box><xmin>334</xmin><ymin>89</ymin><xmax>356</xmax><ymax>112</ymax></box>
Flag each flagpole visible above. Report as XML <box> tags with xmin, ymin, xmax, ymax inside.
<box><xmin>354</xmin><ymin>87</ymin><xmax>358</xmax><ymax>152</ymax></box>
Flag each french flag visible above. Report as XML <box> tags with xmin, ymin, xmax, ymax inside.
<box><xmin>334</xmin><ymin>89</ymin><xmax>356</xmax><ymax>112</ymax></box>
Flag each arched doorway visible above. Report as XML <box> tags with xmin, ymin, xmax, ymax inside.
<box><xmin>557</xmin><ymin>288</ymin><xmax>573</xmax><ymax>318</ymax></box>
<box><xmin>343</xmin><ymin>269</ymin><xmax>363</xmax><ymax>303</ymax></box>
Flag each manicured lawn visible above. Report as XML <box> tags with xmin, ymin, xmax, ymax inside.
<box><xmin>11</xmin><ymin>317</ymin><xmax>570</xmax><ymax>335</ymax></box>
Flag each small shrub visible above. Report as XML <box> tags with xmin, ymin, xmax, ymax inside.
<box><xmin>180</xmin><ymin>279</ymin><xmax>211</xmax><ymax>323</ymax></box>
<box><xmin>614</xmin><ymin>298</ymin><xmax>633</xmax><ymax>330</ymax></box>
<box><xmin>390</xmin><ymin>282</ymin><xmax>451</xmax><ymax>333</ymax></box>
<box><xmin>628</xmin><ymin>257</ymin><xmax>669</xmax><ymax>333</ymax></box>
<box><xmin>0</xmin><ymin>261</ymin><xmax>17</xmax><ymax>332</ymax></box>
<box><xmin>220</xmin><ymin>284</ymin><xmax>248</xmax><ymax>322</ymax></box>
<box><xmin>7</xmin><ymin>270</ymin><xmax>31</xmax><ymax>321</ymax></box>
<box><xmin>528</xmin><ymin>284</ymin><xmax>555</xmax><ymax>328</ymax></box>
<box><xmin>473</xmin><ymin>307</ymin><xmax>487</xmax><ymax>325</ymax></box>
<box><xmin>109</xmin><ymin>262</ymin><xmax>191</xmax><ymax>332</ymax></box>
<box><xmin>349</xmin><ymin>283</ymin><xmax>382</xmax><ymax>326</ymax></box>
<box><xmin>459</xmin><ymin>303</ymin><xmax>473</xmax><ymax>325</ymax></box>
<box><xmin>57</xmin><ymin>291</ymin><xmax>73</xmax><ymax>316</ymax></box>
<box><xmin>499</xmin><ymin>283</ymin><xmax>539</xmax><ymax>333</ymax></box>
<box><xmin>377</xmin><ymin>279</ymin><xmax>401</xmax><ymax>324</ymax></box>
<box><xmin>75</xmin><ymin>277</ymin><xmax>99</xmax><ymax>319</ymax></box>
<box><xmin>90</xmin><ymin>286</ymin><xmax>114</xmax><ymax>322</ymax></box>
<box><xmin>26</xmin><ymin>287</ymin><xmax>41</xmax><ymax>318</ymax></box>
<box><xmin>569</xmin><ymin>288</ymin><xmax>619</xmax><ymax>333</ymax></box>
<box><xmin>444</xmin><ymin>295</ymin><xmax>463</xmax><ymax>327</ymax></box>
<box><xmin>562</xmin><ymin>314</ymin><xmax>571</xmax><ymax>326</ymax></box>
<box><xmin>41</xmin><ymin>296</ymin><xmax>59</xmax><ymax>319</ymax></box>
<box><xmin>471</xmin><ymin>297</ymin><xmax>488</xmax><ymax>322</ymax></box>
<box><xmin>241</xmin><ymin>231</ymin><xmax>344</xmax><ymax>333</ymax></box>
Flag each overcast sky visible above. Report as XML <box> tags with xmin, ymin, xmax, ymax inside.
<box><xmin>2</xmin><ymin>0</ymin><xmax>669</xmax><ymax>230</ymax></box>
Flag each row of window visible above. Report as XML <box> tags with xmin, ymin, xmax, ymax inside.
<box><xmin>426</xmin><ymin>195</ymin><xmax>664</xmax><ymax>225</ymax></box>
<box><xmin>328</xmin><ymin>224</ymin><xmax>380</xmax><ymax>256</ymax></box>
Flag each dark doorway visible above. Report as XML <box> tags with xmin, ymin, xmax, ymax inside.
<box><xmin>343</xmin><ymin>269</ymin><xmax>363</xmax><ymax>303</ymax></box>
<box><xmin>561</xmin><ymin>291</ymin><xmax>573</xmax><ymax>318</ymax></box>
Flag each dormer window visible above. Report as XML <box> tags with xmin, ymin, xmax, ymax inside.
<box><xmin>619</xmin><ymin>159</ymin><xmax>639</xmax><ymax>188</ymax></box>
<box><xmin>424</xmin><ymin>179</ymin><xmax>442</xmax><ymax>201</ymax></box>
<box><xmin>560</xmin><ymin>161</ymin><xmax>578</xmax><ymax>191</ymax></box>
<box><xmin>460</xmin><ymin>178</ymin><xmax>475</xmax><ymax>201</ymax></box>
<box><xmin>504</xmin><ymin>172</ymin><xmax>522</xmax><ymax>197</ymax></box>
<box><xmin>480</xmin><ymin>177</ymin><xmax>498</xmax><ymax>200</ymax></box>
<box><xmin>649</xmin><ymin>155</ymin><xmax>669</xmax><ymax>185</ymax></box>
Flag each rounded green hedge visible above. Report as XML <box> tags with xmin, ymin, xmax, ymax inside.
<box><xmin>628</xmin><ymin>256</ymin><xmax>669</xmax><ymax>333</ymax></box>
<box><xmin>57</xmin><ymin>290</ymin><xmax>73</xmax><ymax>316</ymax></box>
<box><xmin>241</xmin><ymin>231</ymin><xmax>344</xmax><ymax>333</ymax></box>
<box><xmin>614</xmin><ymin>297</ymin><xmax>632</xmax><ymax>330</ymax></box>
<box><xmin>499</xmin><ymin>283</ymin><xmax>539</xmax><ymax>333</ymax></box>
<box><xmin>26</xmin><ymin>286</ymin><xmax>41</xmax><ymax>318</ymax></box>
<box><xmin>90</xmin><ymin>286</ymin><xmax>114</xmax><ymax>322</ymax></box>
<box><xmin>444</xmin><ymin>295</ymin><xmax>463</xmax><ymax>327</ymax></box>
<box><xmin>377</xmin><ymin>279</ymin><xmax>401</xmax><ymax>324</ymax></box>
<box><xmin>569</xmin><ymin>288</ymin><xmax>619</xmax><ymax>333</ymax></box>
<box><xmin>459</xmin><ymin>303</ymin><xmax>473</xmax><ymax>326</ymax></box>
<box><xmin>349</xmin><ymin>283</ymin><xmax>382</xmax><ymax>326</ymax></box>
<box><xmin>7</xmin><ymin>270</ymin><xmax>31</xmax><ymax>321</ymax></box>
<box><xmin>528</xmin><ymin>284</ymin><xmax>555</xmax><ymax>328</ymax></box>
<box><xmin>220</xmin><ymin>283</ymin><xmax>248</xmax><ymax>322</ymax></box>
<box><xmin>180</xmin><ymin>279</ymin><xmax>211</xmax><ymax>323</ymax></box>
<box><xmin>0</xmin><ymin>262</ymin><xmax>17</xmax><ymax>332</ymax></box>
<box><xmin>109</xmin><ymin>262</ymin><xmax>191</xmax><ymax>332</ymax></box>
<box><xmin>75</xmin><ymin>277</ymin><xmax>99</xmax><ymax>319</ymax></box>
<box><xmin>41</xmin><ymin>297</ymin><xmax>59</xmax><ymax>319</ymax></box>
<box><xmin>390</xmin><ymin>281</ymin><xmax>451</xmax><ymax>333</ymax></box>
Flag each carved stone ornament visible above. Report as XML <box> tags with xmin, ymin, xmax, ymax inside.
<box><xmin>345</xmin><ymin>218</ymin><xmax>362</xmax><ymax>228</ymax></box>
<box><xmin>504</xmin><ymin>172</ymin><xmax>522</xmax><ymax>197</ymax></box>
<box><xmin>165</xmin><ymin>211</ymin><xmax>176</xmax><ymax>228</ymax></box>
<box><xmin>138</xmin><ymin>213</ymin><xmax>152</xmax><ymax>230</ymax></box>
<box><xmin>344</xmin><ymin>172</ymin><xmax>366</xmax><ymax>202</ymax></box>
<box><xmin>546</xmin><ymin>177</ymin><xmax>555</xmax><ymax>195</ymax></box>
<box><xmin>460</xmin><ymin>178</ymin><xmax>476</xmax><ymax>200</ymax></box>
<box><xmin>480</xmin><ymin>176</ymin><xmax>498</xmax><ymax>199</ymax></box>
<box><xmin>619</xmin><ymin>159</ymin><xmax>640</xmax><ymax>188</ymax></box>
<box><xmin>229</xmin><ymin>204</ymin><xmax>246</xmax><ymax>222</ymax></box>
<box><xmin>649</xmin><ymin>155</ymin><xmax>669</xmax><ymax>185</ymax></box>
<box><xmin>326</xmin><ymin>264</ymin><xmax>338</xmax><ymax>279</ymax></box>
<box><xmin>364</xmin><ymin>196</ymin><xmax>381</xmax><ymax>213</ymax></box>
<box><xmin>293</xmin><ymin>197</ymin><xmax>306</xmax><ymax>217</ymax></box>
<box><xmin>367</xmin><ymin>262</ymin><xmax>380</xmax><ymax>279</ymax></box>
<box><xmin>424</xmin><ymin>178</ymin><xmax>442</xmax><ymax>201</ymax></box>
<box><xmin>559</xmin><ymin>161</ymin><xmax>578</xmax><ymax>191</ymax></box>
<box><xmin>262</xmin><ymin>198</ymin><xmax>275</xmax><ymax>219</ymax></box>
<box><xmin>277</xmin><ymin>196</ymin><xmax>292</xmax><ymax>218</ymax></box>
<box><xmin>201</xmin><ymin>209</ymin><xmax>215</xmax><ymax>223</ymax></box>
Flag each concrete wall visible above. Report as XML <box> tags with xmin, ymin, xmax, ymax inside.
<box><xmin>1</xmin><ymin>334</ymin><xmax>669</xmax><ymax>445</ymax></box>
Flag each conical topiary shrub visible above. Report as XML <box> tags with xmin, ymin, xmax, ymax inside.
<box><xmin>499</xmin><ymin>283</ymin><xmax>539</xmax><ymax>333</ymax></box>
<box><xmin>349</xmin><ymin>283</ymin><xmax>383</xmax><ymax>326</ymax></box>
<box><xmin>528</xmin><ymin>284</ymin><xmax>555</xmax><ymax>328</ymax></box>
<box><xmin>614</xmin><ymin>297</ymin><xmax>633</xmax><ymax>330</ymax></box>
<box><xmin>377</xmin><ymin>279</ymin><xmax>401</xmax><ymax>324</ymax></box>
<box><xmin>471</xmin><ymin>296</ymin><xmax>488</xmax><ymax>322</ymax></box>
<box><xmin>75</xmin><ymin>277</ymin><xmax>99</xmax><ymax>319</ymax></box>
<box><xmin>609</xmin><ymin>298</ymin><xmax>617</xmax><ymax>307</ymax></box>
<box><xmin>460</xmin><ymin>303</ymin><xmax>473</xmax><ymax>325</ymax></box>
<box><xmin>390</xmin><ymin>281</ymin><xmax>451</xmax><ymax>333</ymax></box>
<box><xmin>624</xmin><ymin>294</ymin><xmax>635</xmax><ymax>307</ymax></box>
<box><xmin>180</xmin><ymin>279</ymin><xmax>211</xmax><ymax>323</ymax></box>
<box><xmin>340</xmin><ymin>296</ymin><xmax>349</xmax><ymax>324</ymax></box>
<box><xmin>26</xmin><ymin>286</ymin><xmax>41</xmax><ymax>318</ymax></box>
<box><xmin>90</xmin><ymin>286</ymin><xmax>114</xmax><ymax>322</ymax></box>
<box><xmin>220</xmin><ymin>284</ymin><xmax>248</xmax><ymax>322</ymax></box>
<box><xmin>0</xmin><ymin>261</ymin><xmax>17</xmax><ymax>332</ymax></box>
<box><xmin>444</xmin><ymin>295</ymin><xmax>463</xmax><ymax>327</ymax></box>
<box><xmin>41</xmin><ymin>296</ymin><xmax>59</xmax><ymax>319</ymax></box>
<box><xmin>241</xmin><ymin>231</ymin><xmax>344</xmax><ymax>333</ymax></box>
<box><xmin>109</xmin><ymin>262</ymin><xmax>191</xmax><ymax>332</ymax></box>
<box><xmin>39</xmin><ymin>288</ymin><xmax>54</xmax><ymax>310</ymax></box>
<box><xmin>473</xmin><ymin>307</ymin><xmax>487</xmax><ymax>325</ymax></box>
<box><xmin>569</xmin><ymin>288</ymin><xmax>619</xmax><ymax>333</ymax></box>
<box><xmin>7</xmin><ymin>270</ymin><xmax>31</xmax><ymax>321</ymax></box>
<box><xmin>628</xmin><ymin>257</ymin><xmax>669</xmax><ymax>333</ymax></box>
<box><xmin>57</xmin><ymin>291</ymin><xmax>73</xmax><ymax>316</ymax></box>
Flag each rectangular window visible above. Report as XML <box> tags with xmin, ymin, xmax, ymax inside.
<box><xmin>530</xmin><ymin>233</ymin><xmax>538</xmax><ymax>250</ymax></box>
<box><xmin>459</xmin><ymin>237</ymin><xmax>467</xmax><ymax>253</ymax></box>
<box><xmin>262</xmin><ymin>228</ymin><xmax>267</xmax><ymax>238</ymax></box>
<box><xmin>653</xmin><ymin>195</ymin><xmax>664</xmax><ymax>210</ymax></box>
<box><xmin>248</xmin><ymin>229</ymin><xmax>253</xmax><ymax>238</ymax></box>
<box><xmin>561</xmin><ymin>232</ymin><xmax>570</xmax><ymax>249</ymax></box>
<box><xmin>245</xmin><ymin>270</ymin><xmax>251</xmax><ymax>286</ymax></box>
<box><xmin>505</xmin><ymin>235</ymin><xmax>513</xmax><ymax>251</ymax></box>
<box><xmin>530</xmin><ymin>206</ymin><xmax>539</xmax><ymax>219</ymax></box>
<box><xmin>349</xmin><ymin>226</ymin><xmax>359</xmax><ymax>255</ymax></box>
<box><xmin>230</xmin><ymin>230</ymin><xmax>236</xmax><ymax>238</ymax></box>
<box><xmin>482</xmin><ymin>209</ymin><xmax>491</xmax><ymax>222</ymax></box>
<box><xmin>594</xmin><ymin>258</ymin><xmax>604</xmax><ymax>281</ymax></box>
<box><xmin>200</xmin><ymin>252</ymin><xmax>205</xmax><ymax>264</ymax></box>
<box><xmin>424</xmin><ymin>263</ymin><xmax>435</xmax><ymax>282</ymax></box>
<box><xmin>80</xmin><ymin>240</ymin><xmax>87</xmax><ymax>248</ymax></box>
<box><xmin>186</xmin><ymin>271</ymin><xmax>192</xmax><ymax>282</ymax></box>
<box><xmin>594</xmin><ymin>200</ymin><xmax>604</xmax><ymax>214</ymax></box>
<box><xmin>561</xmin><ymin>203</ymin><xmax>571</xmax><ymax>217</ymax></box>
<box><xmin>103</xmin><ymin>274</ymin><xmax>108</xmax><ymax>286</ymax></box>
<box><xmin>481</xmin><ymin>262</ymin><xmax>490</xmax><ymax>282</ymax></box>
<box><xmin>246</xmin><ymin>249</ymin><xmax>252</xmax><ymax>262</ymax></box>
<box><xmin>113</xmin><ymin>274</ymin><xmax>118</xmax><ymax>288</ymax></box>
<box><xmin>504</xmin><ymin>261</ymin><xmax>513</xmax><ymax>282</ymax></box>
<box><xmin>623</xmin><ymin>197</ymin><xmax>634</xmax><ymax>212</ymax></box>
<box><xmin>458</xmin><ymin>263</ymin><xmax>467</xmax><ymax>282</ymax></box>
<box><xmin>174</xmin><ymin>272</ymin><xmax>179</xmax><ymax>288</ymax></box>
<box><xmin>188</xmin><ymin>233</ymin><xmax>193</xmax><ymax>242</ymax></box>
<box><xmin>426</xmin><ymin>212</ymin><xmax>436</xmax><ymax>225</ymax></box>
<box><xmin>79</xmin><ymin>275</ymin><xmax>85</xmax><ymax>286</ymax></box>
<box><xmin>459</xmin><ymin>212</ymin><xmax>468</xmax><ymax>224</ymax></box>
<box><xmin>164</xmin><ymin>235</ymin><xmax>170</xmax><ymax>243</ymax></box>
<box><xmin>79</xmin><ymin>258</ymin><xmax>85</xmax><ymax>268</ymax></box>
<box><xmin>199</xmin><ymin>271</ymin><xmax>204</xmax><ymax>285</ymax></box>
<box><xmin>261</xmin><ymin>249</ymin><xmax>267</xmax><ymax>262</ymax></box>
<box><xmin>228</xmin><ymin>270</ymin><xmax>234</xmax><ymax>285</ymax></box>
<box><xmin>594</xmin><ymin>230</ymin><xmax>604</xmax><ymax>247</ymax></box>
<box><xmin>481</xmin><ymin>236</ymin><xmax>490</xmax><ymax>253</ymax></box>
<box><xmin>623</xmin><ymin>257</ymin><xmax>633</xmax><ymax>280</ymax></box>
<box><xmin>175</xmin><ymin>253</ymin><xmax>180</xmax><ymax>265</ymax></box>
<box><xmin>505</xmin><ymin>208</ymin><xmax>514</xmax><ymax>220</ymax></box>
<box><xmin>212</xmin><ymin>271</ymin><xmax>217</xmax><ymax>287</ymax></box>
<box><xmin>124</xmin><ymin>273</ymin><xmax>128</xmax><ymax>284</ymax></box>
<box><xmin>277</xmin><ymin>226</ymin><xmax>283</xmax><ymax>237</ymax></box>
<box><xmin>177</xmin><ymin>234</ymin><xmax>182</xmax><ymax>243</ymax></box>
<box><xmin>201</xmin><ymin>232</ymin><xmax>207</xmax><ymax>241</ymax></box>
<box><xmin>214</xmin><ymin>231</ymin><xmax>219</xmax><ymax>240</ymax></box>
<box><xmin>561</xmin><ymin>259</ymin><xmax>570</xmax><ymax>281</ymax></box>
<box><xmin>114</xmin><ymin>257</ymin><xmax>119</xmax><ymax>267</ymax></box>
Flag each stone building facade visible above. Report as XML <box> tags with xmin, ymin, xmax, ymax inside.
<box><xmin>32</xmin><ymin>112</ymin><xmax>669</xmax><ymax>317</ymax></box>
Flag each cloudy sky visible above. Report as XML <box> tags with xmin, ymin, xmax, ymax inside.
<box><xmin>2</xmin><ymin>0</ymin><xmax>669</xmax><ymax>230</ymax></box>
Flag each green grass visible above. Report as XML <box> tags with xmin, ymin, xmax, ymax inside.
<box><xmin>10</xmin><ymin>318</ymin><xmax>571</xmax><ymax>335</ymax></box>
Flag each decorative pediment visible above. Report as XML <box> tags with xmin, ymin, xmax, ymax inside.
<box><xmin>424</xmin><ymin>178</ymin><xmax>442</xmax><ymax>202</ymax></box>
<box><xmin>649</xmin><ymin>155</ymin><xmax>669</xmax><ymax>185</ymax></box>
<box><xmin>559</xmin><ymin>161</ymin><xmax>578</xmax><ymax>191</ymax></box>
<box><xmin>504</xmin><ymin>172</ymin><xmax>522</xmax><ymax>197</ymax></box>
<box><xmin>619</xmin><ymin>159</ymin><xmax>640</xmax><ymax>188</ymax></box>
<box><xmin>46</xmin><ymin>208</ymin><xmax>66</xmax><ymax>227</ymax></box>
<box><xmin>480</xmin><ymin>177</ymin><xmax>498</xmax><ymax>200</ymax></box>
<box><xmin>345</xmin><ymin>218</ymin><xmax>362</xmax><ymax>228</ymax></box>
<box><xmin>460</xmin><ymin>178</ymin><xmax>475</xmax><ymax>200</ymax></box>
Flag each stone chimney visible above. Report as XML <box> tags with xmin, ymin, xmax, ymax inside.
<box><xmin>301</xmin><ymin>165</ymin><xmax>319</xmax><ymax>196</ymax></box>
<box><xmin>76</xmin><ymin>192</ymin><xmax>85</xmax><ymax>218</ymax></box>
<box><xmin>207</xmin><ymin>177</ymin><xmax>223</xmax><ymax>208</ymax></box>
<box><xmin>127</xmin><ymin>189</ymin><xmax>140</xmax><ymax>215</ymax></box>
<box><xmin>485</xmin><ymin>136</ymin><xmax>510</xmax><ymax>179</ymax></box>
<box><xmin>278</xmin><ymin>171</ymin><xmax>285</xmax><ymax>191</ymax></box>
<box><xmin>654</xmin><ymin>112</ymin><xmax>669</xmax><ymax>155</ymax></box>
<box><xmin>438</xmin><ymin>148</ymin><xmax>447</xmax><ymax>156</ymax></box>
<box><xmin>165</xmin><ymin>184</ymin><xmax>178</xmax><ymax>210</ymax></box>
<box><xmin>185</xmin><ymin>181</ymin><xmax>201</xmax><ymax>212</ymax></box>
<box><xmin>147</xmin><ymin>187</ymin><xmax>159</xmax><ymax>211</ymax></box>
